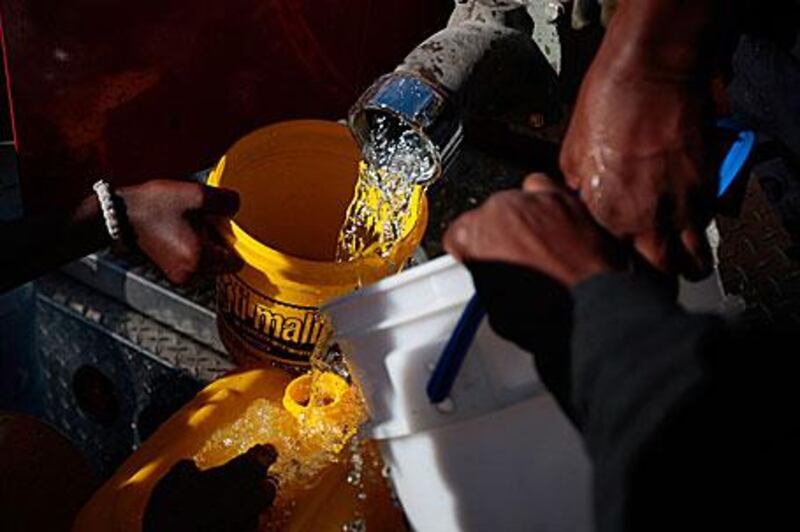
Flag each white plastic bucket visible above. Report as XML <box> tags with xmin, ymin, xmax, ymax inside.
<box><xmin>324</xmin><ymin>255</ymin><xmax>593</xmax><ymax>531</ymax></box>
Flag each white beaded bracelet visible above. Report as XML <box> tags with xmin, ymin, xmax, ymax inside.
<box><xmin>92</xmin><ymin>180</ymin><xmax>121</xmax><ymax>241</ymax></box>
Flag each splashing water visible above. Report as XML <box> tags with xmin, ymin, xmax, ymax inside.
<box><xmin>361</xmin><ymin>115</ymin><xmax>436</xmax><ymax>187</ymax></box>
<box><xmin>193</xmin><ymin>340</ymin><xmax>404</xmax><ymax>530</ymax></box>
<box><xmin>335</xmin><ymin>116</ymin><xmax>435</xmax><ymax>262</ymax></box>
<box><xmin>194</xmin><ymin>375</ymin><xmax>365</xmax><ymax>489</ymax></box>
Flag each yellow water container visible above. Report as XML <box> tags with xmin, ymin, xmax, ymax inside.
<box><xmin>73</xmin><ymin>368</ymin><xmax>406</xmax><ymax>531</ymax></box>
<box><xmin>208</xmin><ymin>120</ymin><xmax>428</xmax><ymax>369</ymax></box>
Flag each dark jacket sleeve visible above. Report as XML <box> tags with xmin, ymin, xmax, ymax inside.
<box><xmin>0</xmin><ymin>209</ymin><xmax>107</xmax><ymax>293</ymax></box>
<box><xmin>571</xmin><ymin>272</ymin><xmax>721</xmax><ymax>531</ymax></box>
<box><xmin>469</xmin><ymin>262</ymin><xmax>798</xmax><ymax>531</ymax></box>
<box><xmin>569</xmin><ymin>272</ymin><xmax>797</xmax><ymax>532</ymax></box>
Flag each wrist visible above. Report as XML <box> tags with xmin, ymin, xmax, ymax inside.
<box><xmin>115</xmin><ymin>186</ymin><xmax>137</xmax><ymax>220</ymax></box>
<box><xmin>561</xmin><ymin>259</ymin><xmax>619</xmax><ymax>289</ymax></box>
<box><xmin>106</xmin><ymin>184</ymin><xmax>138</xmax><ymax>247</ymax></box>
<box><xmin>73</xmin><ymin>193</ymin><xmax>112</xmax><ymax>247</ymax></box>
<box><xmin>559</xmin><ymin>238</ymin><xmax>628</xmax><ymax>288</ymax></box>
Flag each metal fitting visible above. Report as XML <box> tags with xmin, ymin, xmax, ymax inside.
<box><xmin>348</xmin><ymin>72</ymin><xmax>463</xmax><ymax>186</ymax></box>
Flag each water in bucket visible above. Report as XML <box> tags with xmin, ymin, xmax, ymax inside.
<box><xmin>185</xmin><ymin>333</ymin><xmax>404</xmax><ymax>530</ymax></box>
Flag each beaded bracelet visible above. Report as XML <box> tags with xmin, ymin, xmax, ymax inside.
<box><xmin>92</xmin><ymin>180</ymin><xmax>121</xmax><ymax>241</ymax></box>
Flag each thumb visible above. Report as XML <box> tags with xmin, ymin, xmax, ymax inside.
<box><xmin>522</xmin><ymin>173</ymin><xmax>561</xmax><ymax>194</ymax></box>
<box><xmin>559</xmin><ymin>147</ymin><xmax>584</xmax><ymax>191</ymax></box>
<box><xmin>218</xmin><ymin>444</ymin><xmax>277</xmax><ymax>479</ymax></box>
<box><xmin>443</xmin><ymin>213</ymin><xmax>479</xmax><ymax>262</ymax></box>
<box><xmin>198</xmin><ymin>242</ymin><xmax>244</xmax><ymax>274</ymax></box>
<box><xmin>200</xmin><ymin>185</ymin><xmax>240</xmax><ymax>217</ymax></box>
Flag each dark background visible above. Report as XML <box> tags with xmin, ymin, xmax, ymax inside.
<box><xmin>0</xmin><ymin>0</ymin><xmax>450</xmax><ymax>213</ymax></box>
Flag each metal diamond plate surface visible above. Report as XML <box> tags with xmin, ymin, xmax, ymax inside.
<box><xmin>36</xmin><ymin>273</ymin><xmax>234</xmax><ymax>477</ymax></box>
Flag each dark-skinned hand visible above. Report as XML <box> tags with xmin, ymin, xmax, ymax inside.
<box><xmin>444</xmin><ymin>174</ymin><xmax>623</xmax><ymax>288</ymax></box>
<box><xmin>143</xmin><ymin>444</ymin><xmax>278</xmax><ymax>532</ymax></box>
<box><xmin>118</xmin><ymin>180</ymin><xmax>243</xmax><ymax>284</ymax></box>
<box><xmin>560</xmin><ymin>59</ymin><xmax>715</xmax><ymax>280</ymax></box>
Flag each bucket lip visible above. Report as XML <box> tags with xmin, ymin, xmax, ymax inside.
<box><xmin>332</xmin><ymin>296</ymin><xmax>472</xmax><ymax>341</ymax></box>
<box><xmin>208</xmin><ymin>119</ymin><xmax>429</xmax><ymax>286</ymax></box>
<box><xmin>322</xmin><ymin>254</ymin><xmax>464</xmax><ymax>314</ymax></box>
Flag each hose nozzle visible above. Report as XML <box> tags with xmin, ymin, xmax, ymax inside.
<box><xmin>348</xmin><ymin>72</ymin><xmax>463</xmax><ymax>186</ymax></box>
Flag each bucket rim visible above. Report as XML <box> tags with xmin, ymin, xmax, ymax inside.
<box><xmin>322</xmin><ymin>254</ymin><xmax>466</xmax><ymax>316</ymax></box>
<box><xmin>208</xmin><ymin>120</ymin><xmax>429</xmax><ymax>286</ymax></box>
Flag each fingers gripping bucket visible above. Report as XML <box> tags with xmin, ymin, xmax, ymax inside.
<box><xmin>208</xmin><ymin>120</ymin><xmax>428</xmax><ymax>368</ymax></box>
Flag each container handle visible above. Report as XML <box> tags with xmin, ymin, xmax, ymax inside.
<box><xmin>426</xmin><ymin>294</ymin><xmax>486</xmax><ymax>404</ymax></box>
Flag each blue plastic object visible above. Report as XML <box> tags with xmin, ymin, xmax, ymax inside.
<box><xmin>426</xmin><ymin>294</ymin><xmax>486</xmax><ymax>404</ymax></box>
<box><xmin>716</xmin><ymin>118</ymin><xmax>756</xmax><ymax>198</ymax></box>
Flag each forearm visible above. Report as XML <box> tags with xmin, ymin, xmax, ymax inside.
<box><xmin>570</xmin><ymin>271</ymin><xmax>726</xmax><ymax>531</ymax></box>
<box><xmin>598</xmin><ymin>0</ymin><xmax>725</xmax><ymax>81</ymax></box>
<box><xmin>0</xmin><ymin>194</ymin><xmax>110</xmax><ymax>292</ymax></box>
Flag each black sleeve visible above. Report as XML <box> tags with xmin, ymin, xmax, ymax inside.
<box><xmin>468</xmin><ymin>262</ymin><xmax>799</xmax><ymax>531</ymax></box>
<box><xmin>467</xmin><ymin>261</ymin><xmax>576</xmax><ymax>420</ymax></box>
<box><xmin>0</xmin><ymin>208</ymin><xmax>108</xmax><ymax>293</ymax></box>
<box><xmin>570</xmin><ymin>272</ymin><xmax>798</xmax><ymax>532</ymax></box>
<box><xmin>144</xmin><ymin>445</ymin><xmax>277</xmax><ymax>532</ymax></box>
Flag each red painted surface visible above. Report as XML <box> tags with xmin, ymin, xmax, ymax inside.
<box><xmin>0</xmin><ymin>0</ymin><xmax>449</xmax><ymax>212</ymax></box>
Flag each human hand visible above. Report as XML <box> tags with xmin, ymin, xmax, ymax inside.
<box><xmin>144</xmin><ymin>444</ymin><xmax>277</xmax><ymax>532</ymax></box>
<box><xmin>118</xmin><ymin>180</ymin><xmax>243</xmax><ymax>284</ymax></box>
<box><xmin>444</xmin><ymin>174</ymin><xmax>622</xmax><ymax>288</ymax></box>
<box><xmin>560</xmin><ymin>54</ymin><xmax>715</xmax><ymax>279</ymax></box>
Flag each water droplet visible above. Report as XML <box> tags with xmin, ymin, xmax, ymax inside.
<box><xmin>347</xmin><ymin>470</ymin><xmax>362</xmax><ymax>485</ymax></box>
<box><xmin>342</xmin><ymin>519</ymin><xmax>366</xmax><ymax>532</ymax></box>
<box><xmin>545</xmin><ymin>1</ymin><xmax>565</xmax><ymax>23</ymax></box>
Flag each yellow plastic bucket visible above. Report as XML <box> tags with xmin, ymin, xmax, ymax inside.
<box><xmin>208</xmin><ymin>120</ymin><xmax>428</xmax><ymax>369</ymax></box>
